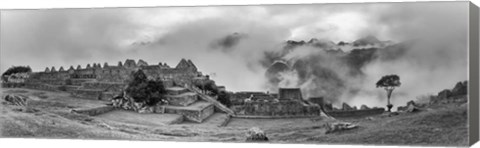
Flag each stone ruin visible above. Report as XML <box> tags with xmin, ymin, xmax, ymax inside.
<box><xmin>3</xmin><ymin>58</ymin><xmax>230</xmax><ymax>123</ymax></box>
<box><xmin>431</xmin><ymin>81</ymin><xmax>468</xmax><ymax>104</ymax></box>
<box><xmin>20</xmin><ymin>58</ymin><xmax>199</xmax><ymax>99</ymax></box>
<box><xmin>245</xmin><ymin>127</ymin><xmax>269</xmax><ymax>142</ymax></box>
<box><xmin>309</xmin><ymin>97</ymin><xmax>385</xmax><ymax>118</ymax></box>
<box><xmin>229</xmin><ymin>88</ymin><xmax>323</xmax><ymax>117</ymax></box>
<box><xmin>397</xmin><ymin>100</ymin><xmax>419</xmax><ymax>112</ymax></box>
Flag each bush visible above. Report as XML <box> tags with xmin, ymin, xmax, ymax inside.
<box><xmin>2</xmin><ymin>66</ymin><xmax>31</xmax><ymax>76</ymax></box>
<box><xmin>217</xmin><ymin>91</ymin><xmax>232</xmax><ymax>107</ymax></box>
<box><xmin>125</xmin><ymin>69</ymin><xmax>167</xmax><ymax>106</ymax></box>
<box><xmin>1</xmin><ymin>66</ymin><xmax>32</xmax><ymax>81</ymax></box>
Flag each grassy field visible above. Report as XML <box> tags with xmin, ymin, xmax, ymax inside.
<box><xmin>0</xmin><ymin>88</ymin><xmax>468</xmax><ymax>146</ymax></box>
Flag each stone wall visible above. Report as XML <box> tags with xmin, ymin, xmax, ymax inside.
<box><xmin>25</xmin><ymin>59</ymin><xmax>201</xmax><ymax>89</ymax></box>
<box><xmin>81</xmin><ymin>82</ymin><xmax>126</xmax><ymax>92</ymax></box>
<box><xmin>164</xmin><ymin>102</ymin><xmax>215</xmax><ymax>123</ymax></box>
<box><xmin>230</xmin><ymin>92</ymin><xmax>277</xmax><ymax>106</ymax></box>
<box><xmin>234</xmin><ymin>100</ymin><xmax>320</xmax><ymax>116</ymax></box>
<box><xmin>24</xmin><ymin>83</ymin><xmax>60</xmax><ymax>91</ymax></box>
<box><xmin>69</xmin><ymin>79</ymin><xmax>95</xmax><ymax>86</ymax></box>
<box><xmin>1</xmin><ymin>82</ymin><xmax>25</xmax><ymax>88</ymax></box>
<box><xmin>325</xmin><ymin>108</ymin><xmax>385</xmax><ymax>118</ymax></box>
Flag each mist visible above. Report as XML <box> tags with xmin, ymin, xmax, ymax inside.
<box><xmin>0</xmin><ymin>2</ymin><xmax>469</xmax><ymax>108</ymax></box>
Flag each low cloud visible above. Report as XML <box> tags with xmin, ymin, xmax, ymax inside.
<box><xmin>1</xmin><ymin>2</ymin><xmax>469</xmax><ymax>107</ymax></box>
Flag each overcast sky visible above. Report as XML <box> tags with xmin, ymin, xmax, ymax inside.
<box><xmin>0</xmin><ymin>2</ymin><xmax>469</xmax><ymax>92</ymax></box>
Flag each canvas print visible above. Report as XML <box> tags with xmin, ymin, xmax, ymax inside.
<box><xmin>0</xmin><ymin>1</ymin><xmax>474</xmax><ymax>147</ymax></box>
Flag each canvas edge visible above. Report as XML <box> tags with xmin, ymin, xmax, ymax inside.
<box><xmin>469</xmin><ymin>1</ymin><xmax>480</xmax><ymax>146</ymax></box>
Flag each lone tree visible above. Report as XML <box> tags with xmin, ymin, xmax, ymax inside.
<box><xmin>125</xmin><ymin>69</ymin><xmax>167</xmax><ymax>106</ymax></box>
<box><xmin>376</xmin><ymin>74</ymin><xmax>401</xmax><ymax>112</ymax></box>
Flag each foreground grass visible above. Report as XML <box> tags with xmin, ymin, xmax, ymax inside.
<box><xmin>0</xmin><ymin>88</ymin><xmax>469</xmax><ymax>146</ymax></box>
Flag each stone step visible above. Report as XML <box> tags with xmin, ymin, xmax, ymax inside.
<box><xmin>162</xmin><ymin>101</ymin><xmax>214</xmax><ymax>123</ymax></box>
<box><xmin>188</xmin><ymin>87</ymin><xmax>236</xmax><ymax>116</ymax></box>
<box><xmin>165</xmin><ymin>92</ymin><xmax>198</xmax><ymax>106</ymax></box>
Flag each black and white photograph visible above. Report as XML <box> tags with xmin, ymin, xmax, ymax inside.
<box><xmin>0</xmin><ymin>1</ymin><xmax>478</xmax><ymax>147</ymax></box>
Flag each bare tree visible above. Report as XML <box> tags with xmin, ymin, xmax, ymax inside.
<box><xmin>376</xmin><ymin>74</ymin><xmax>401</xmax><ymax>112</ymax></box>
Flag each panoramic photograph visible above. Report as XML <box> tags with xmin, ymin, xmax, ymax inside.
<box><xmin>0</xmin><ymin>1</ymin><xmax>471</xmax><ymax>147</ymax></box>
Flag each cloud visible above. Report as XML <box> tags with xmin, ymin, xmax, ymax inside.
<box><xmin>0</xmin><ymin>1</ymin><xmax>469</xmax><ymax>100</ymax></box>
<box><xmin>261</xmin><ymin>2</ymin><xmax>469</xmax><ymax>108</ymax></box>
<box><xmin>1</xmin><ymin>8</ymin><xmax>143</xmax><ymax>72</ymax></box>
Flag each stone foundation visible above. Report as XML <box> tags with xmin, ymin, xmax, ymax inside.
<box><xmin>1</xmin><ymin>82</ymin><xmax>25</xmax><ymax>88</ymax></box>
<box><xmin>24</xmin><ymin>83</ymin><xmax>60</xmax><ymax>91</ymax></box>
<box><xmin>163</xmin><ymin>101</ymin><xmax>214</xmax><ymax>123</ymax></box>
<box><xmin>69</xmin><ymin>79</ymin><xmax>95</xmax><ymax>86</ymax></box>
<box><xmin>235</xmin><ymin>100</ymin><xmax>321</xmax><ymax>117</ymax></box>
<box><xmin>325</xmin><ymin>108</ymin><xmax>385</xmax><ymax>118</ymax></box>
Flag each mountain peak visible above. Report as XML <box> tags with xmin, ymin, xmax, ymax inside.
<box><xmin>353</xmin><ymin>35</ymin><xmax>381</xmax><ymax>46</ymax></box>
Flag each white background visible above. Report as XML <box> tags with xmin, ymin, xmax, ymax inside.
<box><xmin>0</xmin><ymin>0</ymin><xmax>479</xmax><ymax>148</ymax></box>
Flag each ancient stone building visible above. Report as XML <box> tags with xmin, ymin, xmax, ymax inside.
<box><xmin>24</xmin><ymin>58</ymin><xmax>203</xmax><ymax>99</ymax></box>
<box><xmin>230</xmin><ymin>88</ymin><xmax>322</xmax><ymax>117</ymax></box>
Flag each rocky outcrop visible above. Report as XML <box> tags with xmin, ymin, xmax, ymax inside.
<box><xmin>245</xmin><ymin>127</ymin><xmax>269</xmax><ymax>142</ymax></box>
<box><xmin>352</xmin><ymin>35</ymin><xmax>382</xmax><ymax>46</ymax></box>
<box><xmin>451</xmin><ymin>81</ymin><xmax>468</xmax><ymax>96</ymax></box>
<box><xmin>324</xmin><ymin>122</ymin><xmax>358</xmax><ymax>134</ymax></box>
<box><xmin>398</xmin><ymin>100</ymin><xmax>419</xmax><ymax>112</ymax></box>
<box><xmin>111</xmin><ymin>92</ymin><xmax>159</xmax><ymax>113</ymax></box>
<box><xmin>3</xmin><ymin>94</ymin><xmax>28</xmax><ymax>106</ymax></box>
<box><xmin>437</xmin><ymin>89</ymin><xmax>452</xmax><ymax>100</ymax></box>
<box><xmin>431</xmin><ymin>81</ymin><xmax>468</xmax><ymax>104</ymax></box>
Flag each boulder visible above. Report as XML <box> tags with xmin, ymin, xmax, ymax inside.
<box><xmin>245</xmin><ymin>127</ymin><xmax>269</xmax><ymax>142</ymax></box>
<box><xmin>111</xmin><ymin>92</ymin><xmax>151</xmax><ymax>113</ymax></box>
<box><xmin>398</xmin><ymin>101</ymin><xmax>419</xmax><ymax>112</ymax></box>
<box><xmin>388</xmin><ymin>112</ymin><xmax>400</xmax><ymax>117</ymax></box>
<box><xmin>3</xmin><ymin>94</ymin><xmax>28</xmax><ymax>106</ymax></box>
<box><xmin>324</xmin><ymin>122</ymin><xmax>358</xmax><ymax>134</ymax></box>
<box><xmin>451</xmin><ymin>81</ymin><xmax>468</xmax><ymax>96</ymax></box>
<box><xmin>406</xmin><ymin>103</ymin><xmax>419</xmax><ymax>113</ymax></box>
<box><xmin>437</xmin><ymin>89</ymin><xmax>452</xmax><ymax>99</ymax></box>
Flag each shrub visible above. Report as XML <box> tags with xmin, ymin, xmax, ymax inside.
<box><xmin>125</xmin><ymin>69</ymin><xmax>167</xmax><ymax>106</ymax></box>
<box><xmin>217</xmin><ymin>91</ymin><xmax>232</xmax><ymax>107</ymax></box>
<box><xmin>1</xmin><ymin>66</ymin><xmax>32</xmax><ymax>81</ymax></box>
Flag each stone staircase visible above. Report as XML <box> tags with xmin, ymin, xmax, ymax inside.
<box><xmin>162</xmin><ymin>87</ymin><xmax>215</xmax><ymax>123</ymax></box>
<box><xmin>66</xmin><ymin>81</ymin><xmax>231</xmax><ymax>123</ymax></box>
<box><xmin>188</xmin><ymin>86</ymin><xmax>236</xmax><ymax>116</ymax></box>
